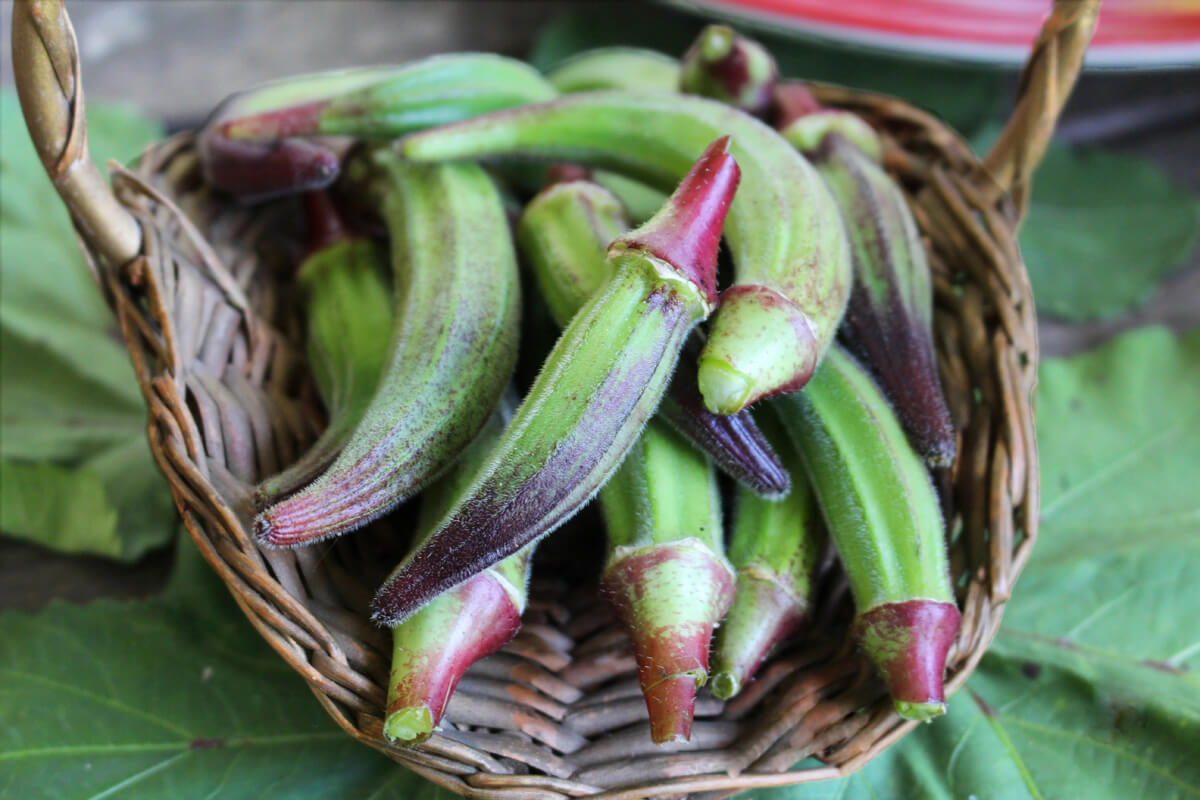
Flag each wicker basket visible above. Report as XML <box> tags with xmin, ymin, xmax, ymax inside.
<box><xmin>13</xmin><ymin>1</ymin><xmax>1097</xmax><ymax>796</ymax></box>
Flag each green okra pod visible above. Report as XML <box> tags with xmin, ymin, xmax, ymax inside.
<box><xmin>221</xmin><ymin>54</ymin><xmax>556</xmax><ymax>141</ymax></box>
<box><xmin>202</xmin><ymin>55</ymin><xmax>554</xmax><ymax>199</ymax></box>
<box><xmin>709</xmin><ymin>409</ymin><xmax>826</xmax><ymax>700</ymax></box>
<box><xmin>371</xmin><ymin>137</ymin><xmax>741</xmax><ymax>626</ymax></box>
<box><xmin>257</xmin><ymin>193</ymin><xmax>393</xmax><ymax>501</ymax></box>
<box><xmin>517</xmin><ymin>178</ymin><xmax>789</xmax><ymax>497</ymax></box>
<box><xmin>546</xmin><ymin>47</ymin><xmax>681</xmax><ymax>94</ymax></box>
<box><xmin>783</xmin><ymin>112</ymin><xmax>956</xmax><ymax>466</ymax></box>
<box><xmin>680</xmin><ymin>24</ymin><xmax>779</xmax><ymax>118</ymax></box>
<box><xmin>400</xmin><ymin>90</ymin><xmax>851</xmax><ymax>415</ymax></box>
<box><xmin>256</xmin><ymin>151</ymin><xmax>521</xmax><ymax>546</ymax></box>
<box><xmin>598</xmin><ymin>420</ymin><xmax>734</xmax><ymax>744</ymax></box>
<box><xmin>199</xmin><ymin>64</ymin><xmax>415</xmax><ymax>200</ymax></box>
<box><xmin>774</xmin><ymin>347</ymin><xmax>959</xmax><ymax>722</ymax></box>
<box><xmin>384</xmin><ymin>397</ymin><xmax>533</xmax><ymax>744</ymax></box>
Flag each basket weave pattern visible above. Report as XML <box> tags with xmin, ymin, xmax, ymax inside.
<box><xmin>13</xmin><ymin>1</ymin><xmax>1098</xmax><ymax>797</ymax></box>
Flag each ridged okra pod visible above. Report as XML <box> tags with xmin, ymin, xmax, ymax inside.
<box><xmin>517</xmin><ymin>179</ymin><xmax>789</xmax><ymax>497</ymax></box>
<box><xmin>774</xmin><ymin>347</ymin><xmax>959</xmax><ymax>721</ymax></box>
<box><xmin>710</xmin><ymin>410</ymin><xmax>826</xmax><ymax>700</ymax></box>
<box><xmin>598</xmin><ymin>419</ymin><xmax>734</xmax><ymax>744</ymax></box>
<box><xmin>371</xmin><ymin>138</ymin><xmax>740</xmax><ymax>625</ymax></box>
<box><xmin>680</xmin><ymin>24</ymin><xmax>778</xmax><ymax>118</ymax></box>
<box><xmin>257</xmin><ymin>193</ymin><xmax>393</xmax><ymax>500</ymax></box>
<box><xmin>783</xmin><ymin>113</ymin><xmax>956</xmax><ymax>466</ymax></box>
<box><xmin>547</xmin><ymin>47</ymin><xmax>681</xmax><ymax>94</ymax></box>
<box><xmin>221</xmin><ymin>54</ymin><xmax>555</xmax><ymax>140</ymax></box>
<box><xmin>384</xmin><ymin>399</ymin><xmax>533</xmax><ymax>744</ymax></box>
<box><xmin>256</xmin><ymin>151</ymin><xmax>520</xmax><ymax>546</ymax></box>
<box><xmin>400</xmin><ymin>90</ymin><xmax>851</xmax><ymax>415</ymax></box>
<box><xmin>202</xmin><ymin>55</ymin><xmax>555</xmax><ymax>198</ymax></box>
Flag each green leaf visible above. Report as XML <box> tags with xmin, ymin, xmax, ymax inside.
<box><xmin>751</xmin><ymin>326</ymin><xmax>1200</xmax><ymax>799</ymax></box>
<box><xmin>0</xmin><ymin>542</ymin><xmax>442</xmax><ymax>799</ymax></box>
<box><xmin>970</xmin><ymin>125</ymin><xmax>1200</xmax><ymax>321</ymax></box>
<box><xmin>530</xmin><ymin>9</ymin><xmax>1005</xmax><ymax>132</ymax></box>
<box><xmin>1009</xmin><ymin>326</ymin><xmax>1200</xmax><ymax>672</ymax></box>
<box><xmin>0</xmin><ymin>90</ymin><xmax>175</xmax><ymax>560</ymax></box>
<box><xmin>0</xmin><ymin>461</ymin><xmax>122</xmax><ymax>558</ymax></box>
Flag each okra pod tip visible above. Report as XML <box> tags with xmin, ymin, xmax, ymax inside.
<box><xmin>680</xmin><ymin>24</ymin><xmax>779</xmax><ymax>119</ymax></box>
<box><xmin>698</xmin><ymin>283</ymin><xmax>818</xmax><ymax>414</ymax></box>
<box><xmin>856</xmin><ymin>599</ymin><xmax>960</xmax><ymax>722</ymax></box>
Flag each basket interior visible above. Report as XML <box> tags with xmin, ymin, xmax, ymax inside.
<box><xmin>100</xmin><ymin>86</ymin><xmax>1038</xmax><ymax>799</ymax></box>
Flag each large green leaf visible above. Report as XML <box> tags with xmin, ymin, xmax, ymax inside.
<box><xmin>529</xmin><ymin>9</ymin><xmax>1004</xmax><ymax>133</ymax></box>
<box><xmin>752</xmin><ymin>326</ymin><xmax>1200</xmax><ymax>799</ymax></box>
<box><xmin>0</xmin><ymin>541</ymin><xmax>442</xmax><ymax>799</ymax></box>
<box><xmin>969</xmin><ymin>124</ymin><xmax>1200</xmax><ymax>322</ymax></box>
<box><xmin>1022</xmin><ymin>146</ymin><xmax>1200</xmax><ymax>321</ymax></box>
<box><xmin>0</xmin><ymin>91</ymin><xmax>176</xmax><ymax>560</ymax></box>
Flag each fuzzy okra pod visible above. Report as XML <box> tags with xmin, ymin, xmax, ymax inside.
<box><xmin>546</xmin><ymin>47</ymin><xmax>681</xmax><ymax>94</ymax></box>
<box><xmin>384</xmin><ymin>398</ymin><xmax>533</xmax><ymax>744</ymax></box>
<box><xmin>400</xmin><ymin>90</ymin><xmax>851</xmax><ymax>415</ymax></box>
<box><xmin>256</xmin><ymin>151</ymin><xmax>520</xmax><ymax>546</ymax></box>
<box><xmin>221</xmin><ymin>54</ymin><xmax>556</xmax><ymax>140</ymax></box>
<box><xmin>517</xmin><ymin>178</ymin><xmax>789</xmax><ymax>497</ymax></box>
<box><xmin>257</xmin><ymin>193</ymin><xmax>393</xmax><ymax>501</ymax></box>
<box><xmin>680</xmin><ymin>24</ymin><xmax>779</xmax><ymax>118</ymax></box>
<box><xmin>775</xmin><ymin>347</ymin><xmax>959</xmax><ymax>721</ymax></box>
<box><xmin>709</xmin><ymin>410</ymin><xmax>826</xmax><ymax>700</ymax></box>
<box><xmin>199</xmin><ymin>64</ymin><xmax>414</xmax><ymax>199</ymax></box>
<box><xmin>371</xmin><ymin>137</ymin><xmax>740</xmax><ymax>625</ymax></box>
<box><xmin>598</xmin><ymin>420</ymin><xmax>734</xmax><ymax>743</ymax></box>
<box><xmin>782</xmin><ymin>112</ymin><xmax>956</xmax><ymax>466</ymax></box>
<box><xmin>201</xmin><ymin>55</ymin><xmax>555</xmax><ymax>198</ymax></box>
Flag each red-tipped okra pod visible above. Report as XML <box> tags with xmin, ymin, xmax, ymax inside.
<box><xmin>516</xmin><ymin>178</ymin><xmax>789</xmax><ymax>497</ymax></box>
<box><xmin>384</xmin><ymin>398</ymin><xmax>533</xmax><ymax>744</ymax></box>
<box><xmin>257</xmin><ymin>193</ymin><xmax>393</xmax><ymax>500</ymax></box>
<box><xmin>221</xmin><ymin>54</ymin><xmax>555</xmax><ymax>141</ymax></box>
<box><xmin>774</xmin><ymin>347</ymin><xmax>959</xmax><ymax>721</ymax></box>
<box><xmin>198</xmin><ymin>64</ymin><xmax>401</xmax><ymax>199</ymax></box>
<box><xmin>371</xmin><ymin>137</ymin><xmax>741</xmax><ymax>625</ymax></box>
<box><xmin>782</xmin><ymin>111</ymin><xmax>957</xmax><ymax>465</ymax></box>
<box><xmin>201</xmin><ymin>55</ymin><xmax>555</xmax><ymax>199</ymax></box>
<box><xmin>680</xmin><ymin>24</ymin><xmax>779</xmax><ymax>118</ymax></box>
<box><xmin>256</xmin><ymin>151</ymin><xmax>520</xmax><ymax>546</ymax></box>
<box><xmin>400</xmin><ymin>90</ymin><xmax>851</xmax><ymax>415</ymax></box>
<box><xmin>709</xmin><ymin>409</ymin><xmax>826</xmax><ymax>700</ymax></box>
<box><xmin>598</xmin><ymin>420</ymin><xmax>734</xmax><ymax>743</ymax></box>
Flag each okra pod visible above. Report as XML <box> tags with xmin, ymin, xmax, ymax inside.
<box><xmin>598</xmin><ymin>420</ymin><xmax>735</xmax><ymax>743</ymax></box>
<box><xmin>783</xmin><ymin>112</ymin><xmax>956</xmax><ymax>465</ymax></box>
<box><xmin>371</xmin><ymin>138</ymin><xmax>740</xmax><ymax>625</ymax></box>
<box><xmin>384</xmin><ymin>399</ymin><xmax>533</xmax><ymax>744</ymax></box>
<box><xmin>547</xmin><ymin>47</ymin><xmax>681</xmax><ymax>94</ymax></box>
<box><xmin>517</xmin><ymin>179</ymin><xmax>789</xmax><ymax>496</ymax></box>
<box><xmin>709</xmin><ymin>409</ymin><xmax>826</xmax><ymax>699</ymax></box>
<box><xmin>680</xmin><ymin>24</ymin><xmax>778</xmax><ymax>118</ymax></box>
<box><xmin>256</xmin><ymin>151</ymin><xmax>520</xmax><ymax>546</ymax></box>
<box><xmin>400</xmin><ymin>90</ymin><xmax>851</xmax><ymax>414</ymax></box>
<box><xmin>774</xmin><ymin>347</ymin><xmax>959</xmax><ymax>721</ymax></box>
<box><xmin>221</xmin><ymin>54</ymin><xmax>556</xmax><ymax>141</ymax></box>
<box><xmin>257</xmin><ymin>193</ymin><xmax>393</xmax><ymax>500</ymax></box>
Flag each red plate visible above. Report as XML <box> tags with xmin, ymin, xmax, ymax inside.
<box><xmin>672</xmin><ymin>0</ymin><xmax>1200</xmax><ymax>67</ymax></box>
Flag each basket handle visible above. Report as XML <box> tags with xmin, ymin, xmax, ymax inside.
<box><xmin>11</xmin><ymin>0</ymin><xmax>141</xmax><ymax>269</ymax></box>
<box><xmin>981</xmin><ymin>0</ymin><xmax>1100</xmax><ymax>219</ymax></box>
